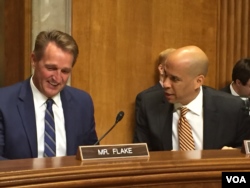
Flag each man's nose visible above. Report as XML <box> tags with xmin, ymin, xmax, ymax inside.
<box><xmin>163</xmin><ymin>77</ymin><xmax>171</xmax><ymax>88</ymax></box>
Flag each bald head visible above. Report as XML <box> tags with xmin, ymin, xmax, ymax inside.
<box><xmin>167</xmin><ymin>45</ymin><xmax>209</xmax><ymax>77</ymax></box>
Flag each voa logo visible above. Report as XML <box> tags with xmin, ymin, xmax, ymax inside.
<box><xmin>226</xmin><ymin>176</ymin><xmax>246</xmax><ymax>183</ymax></box>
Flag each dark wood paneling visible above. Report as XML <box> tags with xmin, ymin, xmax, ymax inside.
<box><xmin>3</xmin><ymin>0</ymin><xmax>31</xmax><ymax>87</ymax></box>
<box><xmin>217</xmin><ymin>0</ymin><xmax>250</xmax><ymax>88</ymax></box>
<box><xmin>0</xmin><ymin>1</ymin><xmax>4</xmax><ymax>86</ymax></box>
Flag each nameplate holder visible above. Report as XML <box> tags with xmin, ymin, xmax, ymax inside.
<box><xmin>76</xmin><ymin>143</ymin><xmax>149</xmax><ymax>161</ymax></box>
<box><xmin>241</xmin><ymin>140</ymin><xmax>250</xmax><ymax>154</ymax></box>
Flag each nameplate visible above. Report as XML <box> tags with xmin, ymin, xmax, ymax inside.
<box><xmin>76</xmin><ymin>143</ymin><xmax>149</xmax><ymax>161</ymax></box>
<box><xmin>241</xmin><ymin>140</ymin><xmax>250</xmax><ymax>154</ymax></box>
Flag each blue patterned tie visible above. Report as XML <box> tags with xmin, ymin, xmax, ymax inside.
<box><xmin>44</xmin><ymin>99</ymin><xmax>56</xmax><ymax>157</ymax></box>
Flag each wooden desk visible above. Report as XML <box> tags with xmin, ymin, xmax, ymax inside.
<box><xmin>0</xmin><ymin>149</ymin><xmax>249</xmax><ymax>187</ymax></box>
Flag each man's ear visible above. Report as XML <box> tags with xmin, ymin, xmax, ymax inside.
<box><xmin>235</xmin><ymin>79</ymin><xmax>242</xmax><ymax>86</ymax></box>
<box><xmin>195</xmin><ymin>74</ymin><xmax>205</xmax><ymax>88</ymax></box>
<box><xmin>31</xmin><ymin>53</ymin><xmax>36</xmax><ymax>68</ymax></box>
<box><xmin>158</xmin><ymin>64</ymin><xmax>164</xmax><ymax>75</ymax></box>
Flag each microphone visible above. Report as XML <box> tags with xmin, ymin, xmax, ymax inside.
<box><xmin>94</xmin><ymin>111</ymin><xmax>125</xmax><ymax>145</ymax></box>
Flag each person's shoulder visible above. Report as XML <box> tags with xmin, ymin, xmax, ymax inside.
<box><xmin>63</xmin><ymin>85</ymin><xmax>91</xmax><ymax>98</ymax></box>
<box><xmin>203</xmin><ymin>85</ymin><xmax>243</xmax><ymax>102</ymax></box>
<box><xmin>0</xmin><ymin>80</ymin><xmax>29</xmax><ymax>105</ymax></box>
<box><xmin>203</xmin><ymin>86</ymin><xmax>247</xmax><ymax>116</ymax></box>
<box><xmin>219</xmin><ymin>84</ymin><xmax>231</xmax><ymax>93</ymax></box>
<box><xmin>136</xmin><ymin>83</ymin><xmax>163</xmax><ymax>98</ymax></box>
<box><xmin>0</xmin><ymin>79</ymin><xmax>27</xmax><ymax>94</ymax></box>
<box><xmin>62</xmin><ymin>86</ymin><xmax>95</xmax><ymax>109</ymax></box>
<box><xmin>143</xmin><ymin>83</ymin><xmax>162</xmax><ymax>92</ymax></box>
<box><xmin>139</xmin><ymin>88</ymin><xmax>165</xmax><ymax>104</ymax></box>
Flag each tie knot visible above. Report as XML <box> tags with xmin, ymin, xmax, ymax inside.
<box><xmin>46</xmin><ymin>99</ymin><xmax>54</xmax><ymax>108</ymax></box>
<box><xmin>180</xmin><ymin>107</ymin><xmax>188</xmax><ymax>116</ymax></box>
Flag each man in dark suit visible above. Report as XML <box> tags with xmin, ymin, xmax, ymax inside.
<box><xmin>0</xmin><ymin>30</ymin><xmax>98</xmax><ymax>160</ymax></box>
<box><xmin>220</xmin><ymin>58</ymin><xmax>250</xmax><ymax>113</ymax></box>
<box><xmin>133</xmin><ymin>45</ymin><xmax>250</xmax><ymax>151</ymax></box>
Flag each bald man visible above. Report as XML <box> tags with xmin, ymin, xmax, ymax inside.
<box><xmin>133</xmin><ymin>45</ymin><xmax>250</xmax><ymax>151</ymax></box>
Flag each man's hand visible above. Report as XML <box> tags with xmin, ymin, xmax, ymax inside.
<box><xmin>221</xmin><ymin>146</ymin><xmax>237</xmax><ymax>150</ymax></box>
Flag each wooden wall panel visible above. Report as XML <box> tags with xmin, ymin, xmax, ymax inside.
<box><xmin>217</xmin><ymin>0</ymin><xmax>250</xmax><ymax>88</ymax></box>
<box><xmin>0</xmin><ymin>1</ymin><xmax>4</xmax><ymax>86</ymax></box>
<box><xmin>72</xmin><ymin>0</ymin><xmax>219</xmax><ymax>145</ymax></box>
<box><xmin>3</xmin><ymin>0</ymin><xmax>31</xmax><ymax>87</ymax></box>
<box><xmin>151</xmin><ymin>0</ymin><xmax>218</xmax><ymax>87</ymax></box>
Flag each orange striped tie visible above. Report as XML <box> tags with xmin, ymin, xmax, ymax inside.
<box><xmin>178</xmin><ymin>107</ymin><xmax>195</xmax><ymax>151</ymax></box>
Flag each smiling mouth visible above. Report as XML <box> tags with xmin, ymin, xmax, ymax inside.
<box><xmin>48</xmin><ymin>81</ymin><xmax>59</xmax><ymax>87</ymax></box>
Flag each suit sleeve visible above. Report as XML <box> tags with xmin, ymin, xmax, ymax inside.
<box><xmin>235</xmin><ymin>101</ymin><xmax>250</xmax><ymax>147</ymax></box>
<box><xmin>133</xmin><ymin>92</ymin><xmax>153</xmax><ymax>150</ymax></box>
<box><xmin>0</xmin><ymin>110</ymin><xmax>7</xmax><ymax>160</ymax></box>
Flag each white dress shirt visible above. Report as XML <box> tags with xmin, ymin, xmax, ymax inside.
<box><xmin>230</xmin><ymin>82</ymin><xmax>248</xmax><ymax>100</ymax></box>
<box><xmin>30</xmin><ymin>77</ymin><xmax>66</xmax><ymax>157</ymax></box>
<box><xmin>172</xmin><ymin>87</ymin><xmax>204</xmax><ymax>150</ymax></box>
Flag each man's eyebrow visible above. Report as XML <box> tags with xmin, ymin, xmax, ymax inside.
<box><xmin>62</xmin><ymin>67</ymin><xmax>72</xmax><ymax>71</ymax></box>
<box><xmin>45</xmin><ymin>64</ymin><xmax>56</xmax><ymax>67</ymax></box>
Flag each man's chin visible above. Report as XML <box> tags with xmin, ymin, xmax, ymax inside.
<box><xmin>44</xmin><ymin>89</ymin><xmax>61</xmax><ymax>98</ymax></box>
<box><xmin>165</xmin><ymin>95</ymin><xmax>176</xmax><ymax>103</ymax></box>
<box><xmin>165</xmin><ymin>98</ymin><xmax>176</xmax><ymax>104</ymax></box>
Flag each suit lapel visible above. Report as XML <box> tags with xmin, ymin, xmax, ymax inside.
<box><xmin>202</xmin><ymin>87</ymin><xmax>219</xmax><ymax>149</ymax></box>
<box><xmin>60</xmin><ymin>88</ymin><xmax>76</xmax><ymax>155</ymax></box>
<box><xmin>158</xmin><ymin>96</ymin><xmax>173</xmax><ymax>150</ymax></box>
<box><xmin>17</xmin><ymin>79</ymin><xmax>37</xmax><ymax>157</ymax></box>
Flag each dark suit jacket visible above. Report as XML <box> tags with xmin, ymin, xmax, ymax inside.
<box><xmin>220</xmin><ymin>84</ymin><xmax>250</xmax><ymax>114</ymax></box>
<box><xmin>0</xmin><ymin>78</ymin><xmax>98</xmax><ymax>160</ymax></box>
<box><xmin>135</xmin><ymin>82</ymin><xmax>163</xmax><ymax>113</ymax></box>
<box><xmin>136</xmin><ymin>83</ymin><xmax>162</xmax><ymax>100</ymax></box>
<box><xmin>220</xmin><ymin>84</ymin><xmax>232</xmax><ymax>94</ymax></box>
<box><xmin>133</xmin><ymin>85</ymin><xmax>250</xmax><ymax>151</ymax></box>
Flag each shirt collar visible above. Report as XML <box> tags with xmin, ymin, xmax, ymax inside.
<box><xmin>174</xmin><ymin>86</ymin><xmax>203</xmax><ymax>116</ymax></box>
<box><xmin>230</xmin><ymin>82</ymin><xmax>248</xmax><ymax>101</ymax></box>
<box><xmin>30</xmin><ymin>76</ymin><xmax>62</xmax><ymax>107</ymax></box>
